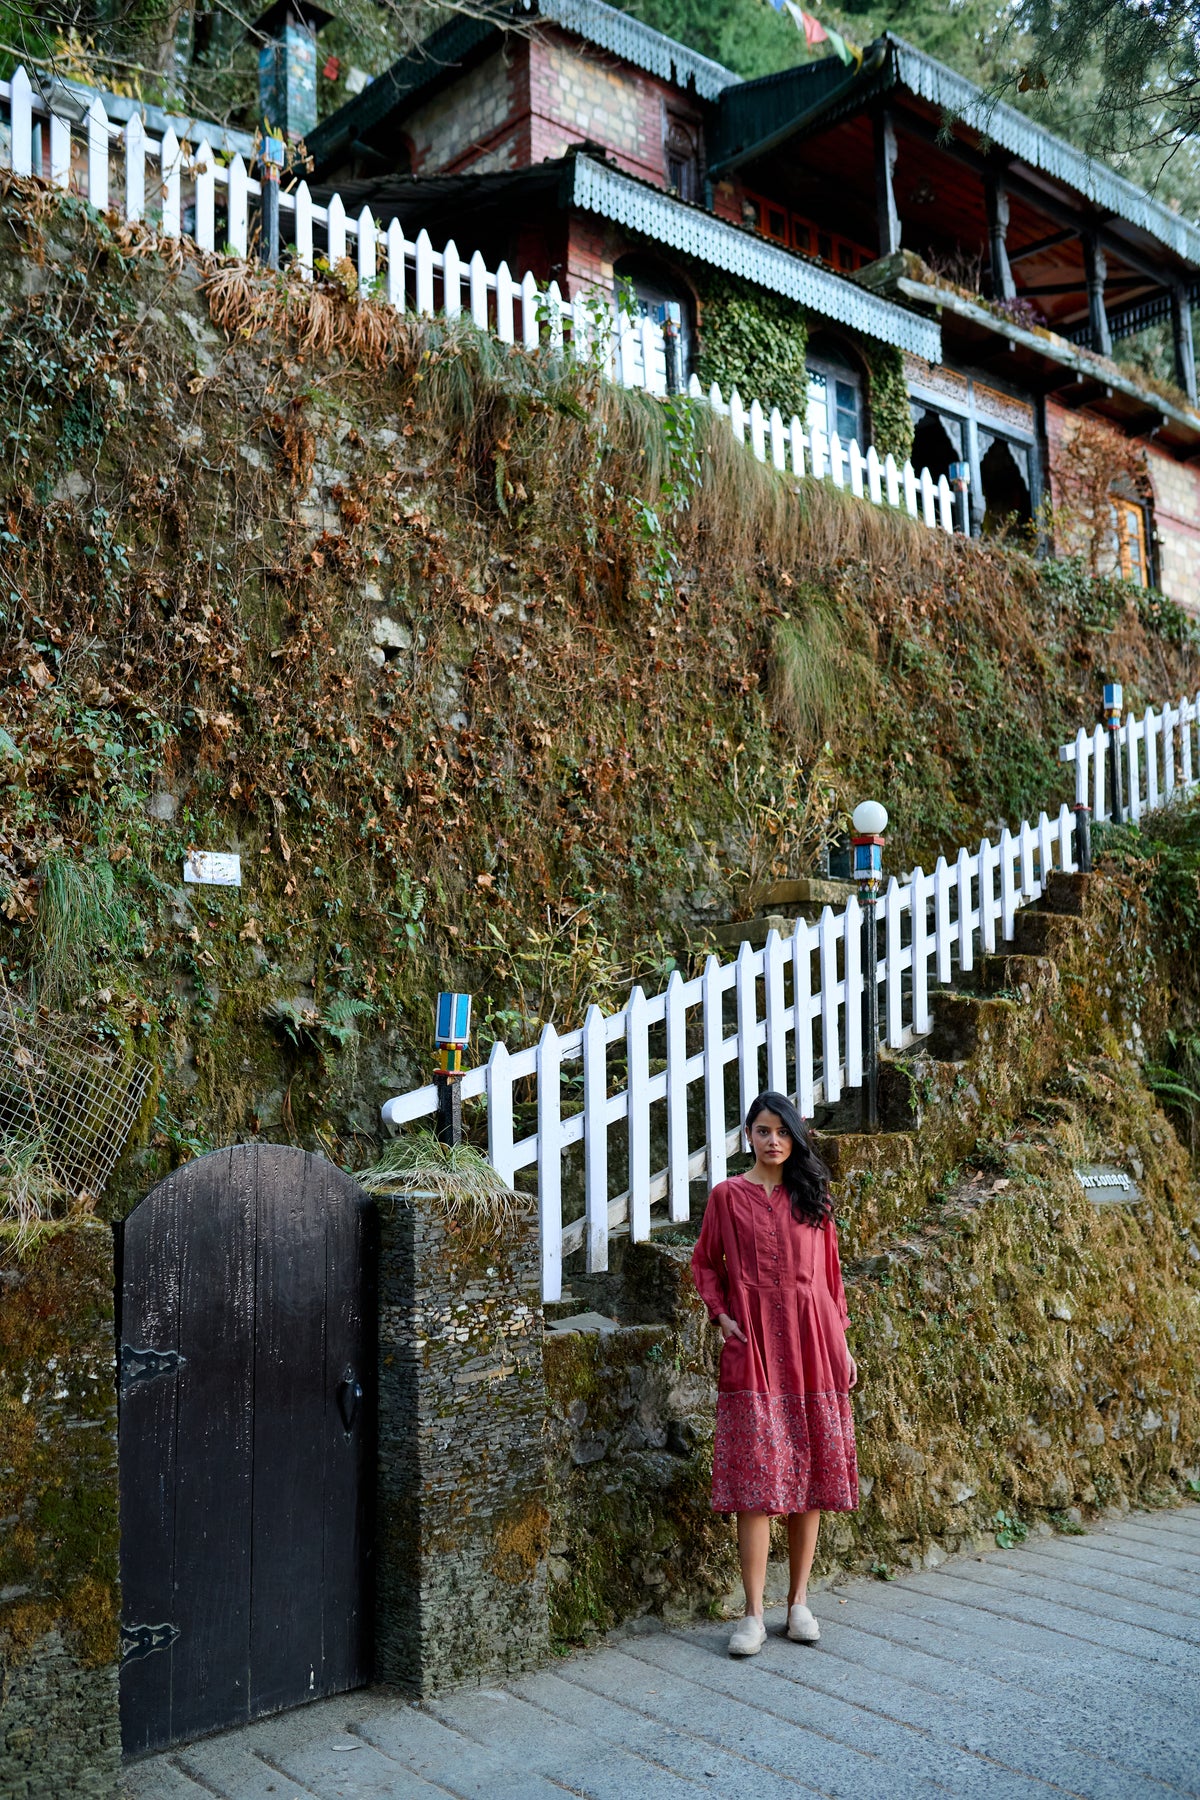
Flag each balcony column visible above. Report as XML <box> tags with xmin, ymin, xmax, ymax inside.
<box><xmin>1171</xmin><ymin>282</ymin><xmax>1197</xmax><ymax>403</ymax></box>
<box><xmin>1083</xmin><ymin>234</ymin><xmax>1113</xmax><ymax>357</ymax></box>
<box><xmin>985</xmin><ymin>174</ymin><xmax>1015</xmax><ymax>301</ymax></box>
<box><xmin>874</xmin><ymin>110</ymin><xmax>901</xmax><ymax>257</ymax></box>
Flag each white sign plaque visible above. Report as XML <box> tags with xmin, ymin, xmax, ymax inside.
<box><xmin>1074</xmin><ymin>1165</ymin><xmax>1140</xmax><ymax>1206</ymax></box>
<box><xmin>183</xmin><ymin>850</ymin><xmax>242</xmax><ymax>887</ymax></box>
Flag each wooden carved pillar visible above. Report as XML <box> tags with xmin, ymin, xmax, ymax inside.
<box><xmin>985</xmin><ymin>174</ymin><xmax>1016</xmax><ymax>301</ymax></box>
<box><xmin>1083</xmin><ymin>234</ymin><xmax>1113</xmax><ymax>357</ymax></box>
<box><xmin>874</xmin><ymin>110</ymin><xmax>901</xmax><ymax>258</ymax></box>
<box><xmin>1171</xmin><ymin>282</ymin><xmax>1197</xmax><ymax>403</ymax></box>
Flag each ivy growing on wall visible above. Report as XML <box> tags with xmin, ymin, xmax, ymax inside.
<box><xmin>694</xmin><ymin>275</ymin><xmax>810</xmax><ymax>422</ymax></box>
<box><xmin>693</xmin><ymin>277</ymin><xmax>916</xmax><ymax>467</ymax></box>
<box><xmin>861</xmin><ymin>341</ymin><xmax>915</xmax><ymax>466</ymax></box>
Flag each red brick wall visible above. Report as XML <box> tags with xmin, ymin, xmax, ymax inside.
<box><xmin>1045</xmin><ymin>399</ymin><xmax>1200</xmax><ymax>610</ymax></box>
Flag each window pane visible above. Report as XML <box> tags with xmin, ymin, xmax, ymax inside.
<box><xmin>807</xmin><ymin>371</ymin><xmax>829</xmax><ymax>438</ymax></box>
<box><xmin>834</xmin><ymin>379</ymin><xmax>859</xmax><ymax>442</ymax></box>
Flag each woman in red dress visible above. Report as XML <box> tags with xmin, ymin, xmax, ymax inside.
<box><xmin>691</xmin><ymin>1090</ymin><xmax>858</xmax><ymax>1657</ymax></box>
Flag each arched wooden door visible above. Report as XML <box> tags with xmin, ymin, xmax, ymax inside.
<box><xmin>117</xmin><ymin>1144</ymin><xmax>377</xmax><ymax>1756</ymax></box>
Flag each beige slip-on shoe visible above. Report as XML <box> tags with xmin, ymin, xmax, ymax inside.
<box><xmin>728</xmin><ymin>1614</ymin><xmax>767</xmax><ymax>1657</ymax></box>
<box><xmin>786</xmin><ymin>1602</ymin><xmax>820</xmax><ymax>1643</ymax></box>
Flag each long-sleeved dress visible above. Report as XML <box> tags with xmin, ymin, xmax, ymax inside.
<box><xmin>691</xmin><ymin>1175</ymin><xmax>859</xmax><ymax>1516</ymax></box>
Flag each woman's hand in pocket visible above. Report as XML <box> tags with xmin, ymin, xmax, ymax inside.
<box><xmin>717</xmin><ymin>1313</ymin><xmax>747</xmax><ymax>1345</ymax></box>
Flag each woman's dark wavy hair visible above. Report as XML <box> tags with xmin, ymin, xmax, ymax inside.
<box><xmin>745</xmin><ymin>1091</ymin><xmax>833</xmax><ymax>1227</ymax></box>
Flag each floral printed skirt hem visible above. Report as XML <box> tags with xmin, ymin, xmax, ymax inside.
<box><xmin>711</xmin><ymin>1390</ymin><xmax>858</xmax><ymax>1514</ymax></box>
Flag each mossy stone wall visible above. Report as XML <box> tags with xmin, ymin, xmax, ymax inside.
<box><xmin>0</xmin><ymin>1221</ymin><xmax>121</xmax><ymax>1800</ymax></box>
<box><xmin>375</xmin><ymin>1193</ymin><xmax>550</xmax><ymax>1694</ymax></box>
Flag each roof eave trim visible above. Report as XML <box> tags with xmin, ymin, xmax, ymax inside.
<box><xmin>526</xmin><ymin>0</ymin><xmax>737</xmax><ymax>101</ymax></box>
<box><xmin>570</xmin><ymin>157</ymin><xmax>942</xmax><ymax>361</ymax></box>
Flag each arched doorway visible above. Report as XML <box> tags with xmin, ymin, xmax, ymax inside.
<box><xmin>117</xmin><ymin>1144</ymin><xmax>377</xmax><ymax>1755</ymax></box>
<box><xmin>980</xmin><ymin>437</ymin><xmax>1033</xmax><ymax>537</ymax></box>
<box><xmin>910</xmin><ymin>411</ymin><xmax>960</xmax><ymax>483</ymax></box>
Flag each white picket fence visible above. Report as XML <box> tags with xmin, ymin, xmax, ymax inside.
<box><xmin>382</xmin><ymin>691</ymin><xmax>1200</xmax><ymax>1302</ymax></box>
<box><xmin>1061</xmin><ymin>691</ymin><xmax>1200</xmax><ymax>822</ymax></box>
<box><xmin>1</xmin><ymin>64</ymin><xmax>964</xmax><ymax>533</ymax></box>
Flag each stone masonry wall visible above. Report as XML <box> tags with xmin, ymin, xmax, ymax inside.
<box><xmin>0</xmin><ymin>1221</ymin><xmax>121</xmax><ymax>1800</ymax></box>
<box><xmin>1146</xmin><ymin>440</ymin><xmax>1200</xmax><ymax>609</ymax></box>
<box><xmin>529</xmin><ymin>30</ymin><xmax>702</xmax><ymax>188</ymax></box>
<box><xmin>375</xmin><ymin>1191</ymin><xmax>549</xmax><ymax>1696</ymax></box>
<box><xmin>403</xmin><ymin>44</ymin><xmax>531</xmax><ymax>177</ymax></box>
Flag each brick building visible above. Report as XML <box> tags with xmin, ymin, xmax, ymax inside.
<box><xmin>308</xmin><ymin>0</ymin><xmax>1200</xmax><ymax>607</ymax></box>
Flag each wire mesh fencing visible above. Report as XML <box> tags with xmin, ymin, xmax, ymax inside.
<box><xmin>0</xmin><ymin>993</ymin><xmax>152</xmax><ymax>1205</ymax></box>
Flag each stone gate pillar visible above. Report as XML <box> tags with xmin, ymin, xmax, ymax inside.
<box><xmin>374</xmin><ymin>1190</ymin><xmax>549</xmax><ymax>1694</ymax></box>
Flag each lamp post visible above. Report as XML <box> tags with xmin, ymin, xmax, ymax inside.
<box><xmin>852</xmin><ymin>799</ymin><xmax>888</xmax><ymax>1133</ymax></box>
<box><xmin>434</xmin><ymin>990</ymin><xmax>471</xmax><ymax>1147</ymax></box>
<box><xmin>949</xmin><ymin>460</ymin><xmax>971</xmax><ymax>537</ymax></box>
<box><xmin>1103</xmin><ymin>681</ymin><xmax>1125</xmax><ymax>825</ymax></box>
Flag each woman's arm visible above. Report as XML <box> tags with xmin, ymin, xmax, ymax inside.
<box><xmin>825</xmin><ymin>1217</ymin><xmax>857</xmax><ymax>1387</ymax></box>
<box><xmin>690</xmin><ymin>1187</ymin><xmax>733</xmax><ymax>1324</ymax></box>
<box><xmin>824</xmin><ymin>1215</ymin><xmax>851</xmax><ymax>1329</ymax></box>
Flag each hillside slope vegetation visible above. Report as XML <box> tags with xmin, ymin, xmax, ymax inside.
<box><xmin>0</xmin><ymin>185</ymin><xmax>1197</xmax><ymax>1205</ymax></box>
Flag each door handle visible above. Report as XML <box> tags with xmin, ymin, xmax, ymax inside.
<box><xmin>336</xmin><ymin>1368</ymin><xmax>362</xmax><ymax>1433</ymax></box>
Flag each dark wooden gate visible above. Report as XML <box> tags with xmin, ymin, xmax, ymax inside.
<box><xmin>117</xmin><ymin>1144</ymin><xmax>377</xmax><ymax>1756</ymax></box>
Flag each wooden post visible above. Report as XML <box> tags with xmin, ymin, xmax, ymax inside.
<box><xmin>434</xmin><ymin>1075</ymin><xmax>461</xmax><ymax>1147</ymax></box>
<box><xmin>874</xmin><ymin>110</ymin><xmax>901</xmax><ymax>258</ymax></box>
<box><xmin>1083</xmin><ymin>235</ymin><xmax>1113</xmax><ymax>357</ymax></box>
<box><xmin>985</xmin><ymin>174</ymin><xmax>1016</xmax><ymax>301</ymax></box>
<box><xmin>1171</xmin><ymin>283</ymin><xmax>1197</xmax><ymax>404</ymax></box>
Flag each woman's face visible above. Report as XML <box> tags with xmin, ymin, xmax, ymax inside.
<box><xmin>749</xmin><ymin>1110</ymin><xmax>791</xmax><ymax>1166</ymax></box>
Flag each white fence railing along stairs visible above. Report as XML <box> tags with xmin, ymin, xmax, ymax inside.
<box><xmin>2</xmin><ymin>63</ymin><xmax>967</xmax><ymax>534</ymax></box>
<box><xmin>382</xmin><ymin>692</ymin><xmax>1200</xmax><ymax>1303</ymax></box>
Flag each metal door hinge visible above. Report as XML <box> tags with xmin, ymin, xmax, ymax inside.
<box><xmin>121</xmin><ymin>1620</ymin><xmax>179</xmax><ymax>1663</ymax></box>
<box><xmin>120</xmin><ymin>1344</ymin><xmax>186</xmax><ymax>1392</ymax></box>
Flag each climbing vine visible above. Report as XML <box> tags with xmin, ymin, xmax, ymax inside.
<box><xmin>861</xmin><ymin>340</ymin><xmax>914</xmax><ymax>465</ymax></box>
<box><xmin>693</xmin><ymin>274</ymin><xmax>809</xmax><ymax>421</ymax></box>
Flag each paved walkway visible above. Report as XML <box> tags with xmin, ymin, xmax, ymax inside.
<box><xmin>124</xmin><ymin>1506</ymin><xmax>1200</xmax><ymax>1800</ymax></box>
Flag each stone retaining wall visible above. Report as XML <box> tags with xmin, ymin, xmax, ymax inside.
<box><xmin>0</xmin><ymin>1221</ymin><xmax>121</xmax><ymax>1800</ymax></box>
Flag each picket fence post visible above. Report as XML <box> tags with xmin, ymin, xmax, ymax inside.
<box><xmin>10</xmin><ymin>65</ymin><xmax>33</xmax><ymax>177</ymax></box>
<box><xmin>495</xmin><ymin>262</ymin><xmax>516</xmax><ymax>344</ymax></box>
<box><xmin>664</xmin><ymin>969</ymin><xmax>690</xmax><ymax>1222</ymax></box>
<box><xmin>87</xmin><ymin>97</ymin><xmax>110</xmax><ymax>213</ymax></box>
<box><xmin>227</xmin><ymin>154</ymin><xmax>249</xmax><ymax>256</ymax></box>
<box><xmin>160</xmin><ymin>126</ymin><xmax>181</xmax><ymax>237</ymax></box>
<box><xmin>327</xmin><ymin>192</ymin><xmax>346</xmax><ymax>269</ymax></box>
<box><xmin>124</xmin><ymin>113</ymin><xmax>146</xmax><ymax>223</ymax></box>
<box><xmin>582</xmin><ymin>1005</ymin><xmax>608</xmax><ymax>1272</ymax></box>
<box><xmin>469</xmin><ymin>249</ymin><xmax>489</xmax><ymax>329</ymax></box>
<box><xmin>415</xmin><ymin>230</ymin><xmax>435</xmax><ymax>315</ymax></box>
<box><xmin>702</xmin><ymin>956</ymin><xmax>727</xmax><ymax>1188</ymax></box>
<box><xmin>536</xmin><ymin>1023</ymin><xmax>562</xmax><ymax>1303</ymax></box>
<box><xmin>626</xmin><ymin>987</ymin><xmax>651</xmax><ymax>1242</ymax></box>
